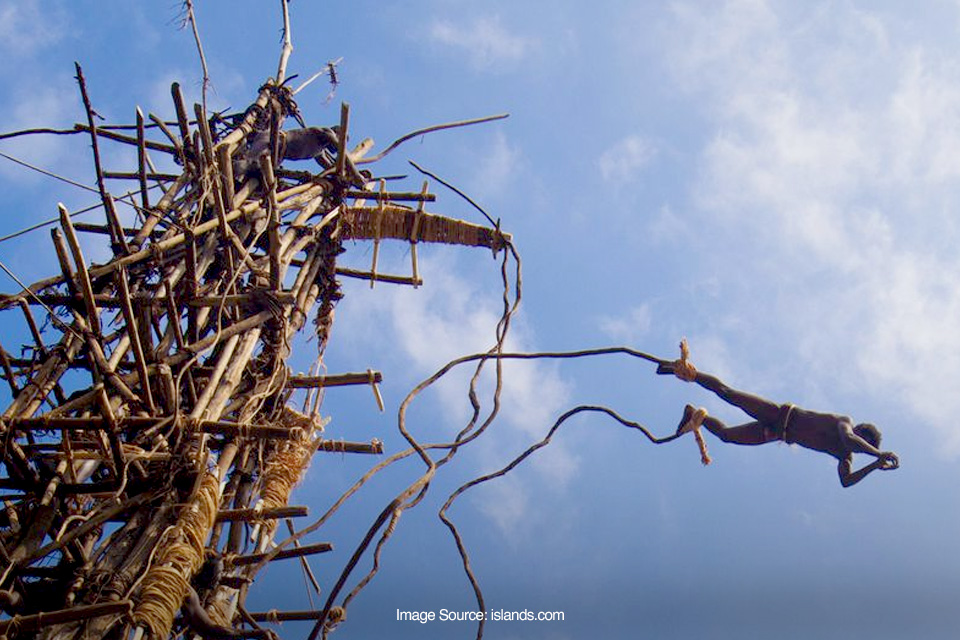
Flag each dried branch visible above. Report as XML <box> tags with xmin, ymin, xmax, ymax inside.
<box><xmin>182</xmin><ymin>0</ymin><xmax>210</xmax><ymax>116</ymax></box>
<box><xmin>0</xmin><ymin>150</ymin><xmax>97</xmax><ymax>194</ymax></box>
<box><xmin>293</xmin><ymin>57</ymin><xmax>343</xmax><ymax>99</ymax></box>
<box><xmin>358</xmin><ymin>113</ymin><xmax>509</xmax><ymax>164</ymax></box>
<box><xmin>74</xmin><ymin>62</ymin><xmax>117</xmax><ymax>230</ymax></box>
<box><xmin>409</xmin><ymin>160</ymin><xmax>498</xmax><ymax>228</ymax></box>
<box><xmin>276</xmin><ymin>0</ymin><xmax>294</xmax><ymax>83</ymax></box>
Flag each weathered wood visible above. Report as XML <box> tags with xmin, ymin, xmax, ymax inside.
<box><xmin>341</xmin><ymin>204</ymin><xmax>511</xmax><ymax>249</ymax></box>
<box><xmin>103</xmin><ymin>193</ymin><xmax>130</xmax><ymax>255</ymax></box>
<box><xmin>103</xmin><ymin>170</ymin><xmax>180</xmax><ymax>182</ymax></box>
<box><xmin>135</xmin><ymin>107</ymin><xmax>151</xmax><ymax>210</ymax></box>
<box><xmin>0</xmin><ymin>600</ymin><xmax>132</xmax><ymax>634</ymax></box>
<box><xmin>315</xmin><ymin>439</ymin><xmax>384</xmax><ymax>454</ymax></box>
<box><xmin>18</xmin><ymin>291</ymin><xmax>297</xmax><ymax>309</ymax></box>
<box><xmin>171</xmin><ymin>82</ymin><xmax>193</xmax><ymax>158</ymax></box>
<box><xmin>344</xmin><ymin>189</ymin><xmax>435</xmax><ymax>202</ymax></box>
<box><xmin>216</xmin><ymin>505</ymin><xmax>308</xmax><ymax>522</ymax></box>
<box><xmin>18</xmin><ymin>299</ymin><xmax>47</xmax><ymax>357</ymax></box>
<box><xmin>75</xmin><ymin>123</ymin><xmax>177</xmax><ymax>154</ymax></box>
<box><xmin>336</xmin><ymin>267</ymin><xmax>422</xmax><ymax>287</ymax></box>
<box><xmin>75</xmin><ymin>62</ymin><xmax>122</xmax><ymax>243</ymax></box>
<box><xmin>287</xmin><ymin>371</ymin><xmax>383</xmax><ymax>388</ymax></box>
<box><xmin>0</xmin><ymin>341</ymin><xmax>21</xmax><ymax>397</ymax></box>
<box><xmin>116</xmin><ymin>266</ymin><xmax>155</xmax><ymax>412</ymax></box>
<box><xmin>58</xmin><ymin>204</ymin><xmax>101</xmax><ymax>335</ymax></box>
<box><xmin>28</xmin><ymin>489</ymin><xmax>161</xmax><ymax>563</ymax></box>
<box><xmin>0</xmin><ymin>41</ymin><xmax>512</xmax><ymax>639</ymax></box>
<box><xmin>227</xmin><ymin>541</ymin><xmax>333</xmax><ymax>566</ymax></box>
<box><xmin>248</xmin><ymin>609</ymin><xmax>326</xmax><ymax>622</ymax></box>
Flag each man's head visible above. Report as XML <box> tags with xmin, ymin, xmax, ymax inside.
<box><xmin>854</xmin><ymin>423</ymin><xmax>882</xmax><ymax>448</ymax></box>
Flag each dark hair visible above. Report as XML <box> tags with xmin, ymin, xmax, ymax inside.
<box><xmin>854</xmin><ymin>423</ymin><xmax>882</xmax><ymax>448</ymax></box>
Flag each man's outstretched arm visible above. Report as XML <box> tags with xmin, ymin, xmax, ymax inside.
<box><xmin>838</xmin><ymin>456</ymin><xmax>896</xmax><ymax>488</ymax></box>
<box><xmin>837</xmin><ymin>422</ymin><xmax>899</xmax><ymax>466</ymax></box>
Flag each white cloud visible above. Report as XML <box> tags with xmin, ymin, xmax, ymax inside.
<box><xmin>648</xmin><ymin>204</ymin><xmax>690</xmax><ymax>243</ymax></box>
<box><xmin>477</xmin><ymin>475</ymin><xmax>528</xmax><ymax>539</ymax></box>
<box><xmin>147</xmin><ymin>68</ymin><xmax>246</xmax><ymax>122</ymax></box>
<box><xmin>598</xmin><ymin>304</ymin><xmax>653</xmax><ymax>344</ymax></box>
<box><xmin>598</xmin><ymin>135</ymin><xmax>657</xmax><ymax>183</ymax></box>
<box><xmin>665</xmin><ymin>0</ymin><xmax>960</xmax><ymax>452</ymax></box>
<box><xmin>468</xmin><ymin>130</ymin><xmax>522</xmax><ymax>199</ymax></box>
<box><xmin>0</xmin><ymin>80</ymin><xmax>83</xmax><ymax>184</ymax></box>
<box><xmin>0</xmin><ymin>0</ymin><xmax>66</xmax><ymax>59</ymax></box>
<box><xmin>336</xmin><ymin>250</ymin><xmax>576</xmax><ymax>495</ymax></box>
<box><xmin>429</xmin><ymin>16</ymin><xmax>534</xmax><ymax>71</ymax></box>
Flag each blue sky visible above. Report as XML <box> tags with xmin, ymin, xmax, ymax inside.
<box><xmin>1</xmin><ymin>1</ymin><xmax>959</xmax><ymax>638</ymax></box>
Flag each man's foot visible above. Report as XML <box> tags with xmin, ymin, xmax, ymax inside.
<box><xmin>675</xmin><ymin>404</ymin><xmax>695</xmax><ymax>435</ymax></box>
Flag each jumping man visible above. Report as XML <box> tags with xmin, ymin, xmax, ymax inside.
<box><xmin>657</xmin><ymin>362</ymin><xmax>899</xmax><ymax>487</ymax></box>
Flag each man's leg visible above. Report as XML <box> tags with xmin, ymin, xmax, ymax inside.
<box><xmin>675</xmin><ymin>404</ymin><xmax>773</xmax><ymax>445</ymax></box>
<box><xmin>703</xmin><ymin>415</ymin><xmax>771</xmax><ymax>445</ymax></box>
<box><xmin>691</xmin><ymin>372</ymin><xmax>781</xmax><ymax>424</ymax></box>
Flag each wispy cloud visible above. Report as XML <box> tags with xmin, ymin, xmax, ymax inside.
<box><xmin>476</xmin><ymin>475</ymin><xmax>529</xmax><ymax>539</ymax></box>
<box><xmin>598</xmin><ymin>135</ymin><xmax>657</xmax><ymax>183</ymax></box>
<box><xmin>429</xmin><ymin>15</ymin><xmax>535</xmax><ymax>71</ymax></box>
<box><xmin>467</xmin><ymin>130</ymin><xmax>522</xmax><ymax>199</ymax></box>
<box><xmin>0</xmin><ymin>0</ymin><xmax>66</xmax><ymax>59</ymax></box>
<box><xmin>147</xmin><ymin>67</ymin><xmax>247</xmax><ymax>122</ymax></box>
<box><xmin>598</xmin><ymin>304</ymin><xmax>653</xmax><ymax>344</ymax></box>
<box><xmin>336</xmin><ymin>250</ymin><xmax>576</xmax><ymax>503</ymax></box>
<box><xmin>665</xmin><ymin>0</ymin><xmax>960</xmax><ymax>452</ymax></box>
<box><xmin>0</xmin><ymin>80</ymin><xmax>83</xmax><ymax>183</ymax></box>
<box><xmin>648</xmin><ymin>205</ymin><xmax>691</xmax><ymax>243</ymax></box>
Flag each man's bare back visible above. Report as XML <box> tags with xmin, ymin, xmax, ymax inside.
<box><xmin>659</xmin><ymin>363</ymin><xmax>899</xmax><ymax>487</ymax></box>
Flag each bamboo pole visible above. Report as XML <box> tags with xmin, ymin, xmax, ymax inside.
<box><xmin>227</xmin><ymin>542</ymin><xmax>333</xmax><ymax>566</ymax></box>
<box><xmin>171</xmin><ymin>82</ymin><xmax>193</xmax><ymax>159</ymax></box>
<box><xmin>315</xmin><ymin>439</ymin><xmax>383</xmax><ymax>454</ymax></box>
<box><xmin>74</xmin><ymin>124</ymin><xmax>177</xmax><ymax>155</ymax></box>
<box><xmin>287</xmin><ymin>371</ymin><xmax>383</xmax><ymax>388</ymax></box>
<box><xmin>0</xmin><ymin>342</ymin><xmax>20</xmax><ymax>397</ymax></box>
<box><xmin>116</xmin><ymin>266</ymin><xmax>155</xmax><ymax>412</ymax></box>
<box><xmin>136</xmin><ymin>107</ymin><xmax>151</xmax><ymax>211</ymax></box>
<box><xmin>18</xmin><ymin>299</ymin><xmax>47</xmax><ymax>357</ymax></box>
<box><xmin>0</xmin><ymin>38</ymin><xmax>519</xmax><ymax>639</ymax></box>
<box><xmin>58</xmin><ymin>204</ymin><xmax>101</xmax><ymax>335</ymax></box>
<box><xmin>0</xmin><ymin>600</ymin><xmax>132</xmax><ymax>634</ymax></box>
<box><xmin>248</xmin><ymin>609</ymin><xmax>326</xmax><ymax>622</ymax></box>
<box><xmin>215</xmin><ymin>506</ymin><xmax>307</xmax><ymax>522</ymax></box>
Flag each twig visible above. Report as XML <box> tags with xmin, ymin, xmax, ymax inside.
<box><xmin>0</xmin><ymin>601</ymin><xmax>132</xmax><ymax>634</ymax></box>
<box><xmin>215</xmin><ymin>506</ymin><xmax>307</xmax><ymax>522</ymax></box>
<box><xmin>408</xmin><ymin>160</ymin><xmax>498</xmax><ymax>228</ymax></box>
<box><xmin>0</xmin><ymin>123</ymin><xmax>176</xmax><ymax>154</ymax></box>
<box><xmin>276</xmin><ymin>0</ymin><xmax>294</xmax><ymax>83</ymax></box>
<box><xmin>182</xmin><ymin>0</ymin><xmax>210</xmax><ymax>116</ymax></box>
<box><xmin>293</xmin><ymin>57</ymin><xmax>343</xmax><ymax>96</ymax></box>
<box><xmin>227</xmin><ymin>540</ymin><xmax>332</xmax><ymax>566</ymax></box>
<box><xmin>74</xmin><ymin>62</ymin><xmax>119</xmax><ymax>236</ymax></box>
<box><xmin>285</xmin><ymin>519</ymin><xmax>324</xmax><ymax>599</ymax></box>
<box><xmin>59</xmin><ymin>203</ymin><xmax>101</xmax><ymax>335</ymax></box>
<box><xmin>439</xmin><ymin>406</ymin><xmax>680</xmax><ymax>638</ymax></box>
<box><xmin>0</xmin><ymin>126</ymin><xmax>81</xmax><ymax>141</ymax></box>
<box><xmin>358</xmin><ymin>113</ymin><xmax>509</xmax><ymax>164</ymax></box>
<box><xmin>136</xmin><ymin>108</ymin><xmax>151</xmax><ymax>210</ymax></box>
<box><xmin>0</xmin><ymin>254</ymin><xmax>80</xmax><ymax>340</ymax></box>
<box><xmin>0</xmin><ymin>187</ymin><xmax>160</xmax><ymax>247</ymax></box>
<box><xmin>76</xmin><ymin>123</ymin><xmax>177</xmax><ymax>154</ymax></box>
<box><xmin>0</xmin><ymin>150</ymin><xmax>97</xmax><ymax>194</ymax></box>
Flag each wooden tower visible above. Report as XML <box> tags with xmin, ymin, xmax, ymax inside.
<box><xmin>0</xmin><ymin>42</ymin><xmax>508</xmax><ymax>640</ymax></box>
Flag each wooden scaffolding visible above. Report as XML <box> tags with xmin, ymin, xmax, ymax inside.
<box><xmin>0</xmin><ymin>53</ymin><xmax>509</xmax><ymax>639</ymax></box>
